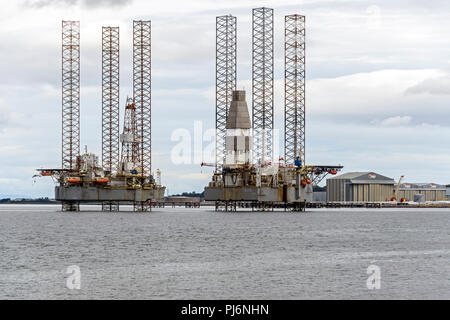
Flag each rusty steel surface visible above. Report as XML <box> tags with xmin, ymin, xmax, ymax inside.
<box><xmin>252</xmin><ymin>7</ymin><xmax>274</xmax><ymax>164</ymax></box>
<box><xmin>284</xmin><ymin>14</ymin><xmax>305</xmax><ymax>165</ymax></box>
<box><xmin>215</xmin><ymin>15</ymin><xmax>237</xmax><ymax>171</ymax></box>
<box><xmin>61</xmin><ymin>21</ymin><xmax>80</xmax><ymax>171</ymax></box>
<box><xmin>102</xmin><ymin>26</ymin><xmax>120</xmax><ymax>173</ymax></box>
<box><xmin>204</xmin><ymin>185</ymin><xmax>313</xmax><ymax>202</ymax></box>
<box><xmin>133</xmin><ymin>20</ymin><xmax>152</xmax><ymax>176</ymax></box>
<box><xmin>55</xmin><ymin>185</ymin><xmax>166</xmax><ymax>202</ymax></box>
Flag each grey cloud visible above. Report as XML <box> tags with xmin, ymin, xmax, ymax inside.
<box><xmin>82</xmin><ymin>0</ymin><xmax>133</xmax><ymax>8</ymax></box>
<box><xmin>24</xmin><ymin>0</ymin><xmax>77</xmax><ymax>8</ymax></box>
<box><xmin>405</xmin><ymin>76</ymin><xmax>450</xmax><ymax>95</ymax></box>
<box><xmin>407</xmin><ymin>0</ymin><xmax>450</xmax><ymax>9</ymax></box>
<box><xmin>24</xmin><ymin>0</ymin><xmax>133</xmax><ymax>9</ymax></box>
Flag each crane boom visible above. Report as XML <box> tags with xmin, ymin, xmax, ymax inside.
<box><xmin>392</xmin><ymin>175</ymin><xmax>404</xmax><ymax>201</ymax></box>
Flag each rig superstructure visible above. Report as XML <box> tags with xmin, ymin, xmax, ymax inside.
<box><xmin>37</xmin><ymin>20</ymin><xmax>165</xmax><ymax>211</ymax></box>
<box><xmin>204</xmin><ymin>8</ymin><xmax>342</xmax><ymax>211</ymax></box>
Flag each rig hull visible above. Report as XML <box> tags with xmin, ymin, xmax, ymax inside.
<box><xmin>55</xmin><ymin>186</ymin><xmax>166</xmax><ymax>202</ymax></box>
<box><xmin>204</xmin><ymin>185</ymin><xmax>313</xmax><ymax>203</ymax></box>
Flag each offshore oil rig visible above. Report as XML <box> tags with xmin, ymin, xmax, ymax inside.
<box><xmin>36</xmin><ymin>21</ymin><xmax>165</xmax><ymax>211</ymax></box>
<box><xmin>203</xmin><ymin>8</ymin><xmax>342</xmax><ymax>211</ymax></box>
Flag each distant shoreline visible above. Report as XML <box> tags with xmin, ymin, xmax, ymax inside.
<box><xmin>2</xmin><ymin>202</ymin><xmax>450</xmax><ymax>209</ymax></box>
<box><xmin>0</xmin><ymin>201</ymin><xmax>59</xmax><ymax>204</ymax></box>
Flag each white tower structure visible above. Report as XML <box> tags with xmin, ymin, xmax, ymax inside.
<box><xmin>224</xmin><ymin>90</ymin><xmax>252</xmax><ymax>166</ymax></box>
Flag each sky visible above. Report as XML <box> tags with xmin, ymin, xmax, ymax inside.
<box><xmin>1</xmin><ymin>0</ymin><xmax>450</xmax><ymax>198</ymax></box>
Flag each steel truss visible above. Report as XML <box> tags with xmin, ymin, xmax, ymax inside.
<box><xmin>102</xmin><ymin>26</ymin><xmax>120</xmax><ymax>174</ymax></box>
<box><xmin>133</xmin><ymin>20</ymin><xmax>152</xmax><ymax>177</ymax></box>
<box><xmin>102</xmin><ymin>201</ymin><xmax>119</xmax><ymax>212</ymax></box>
<box><xmin>134</xmin><ymin>201</ymin><xmax>151</xmax><ymax>212</ymax></box>
<box><xmin>252</xmin><ymin>7</ymin><xmax>274</xmax><ymax>165</ymax></box>
<box><xmin>62</xmin><ymin>21</ymin><xmax>80</xmax><ymax>170</ymax></box>
<box><xmin>284</xmin><ymin>15</ymin><xmax>306</xmax><ymax>165</ymax></box>
<box><xmin>215</xmin><ymin>15</ymin><xmax>237</xmax><ymax>170</ymax></box>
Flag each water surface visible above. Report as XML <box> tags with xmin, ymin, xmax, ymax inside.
<box><xmin>0</xmin><ymin>204</ymin><xmax>448</xmax><ymax>299</ymax></box>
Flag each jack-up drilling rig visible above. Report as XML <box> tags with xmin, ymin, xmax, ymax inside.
<box><xmin>36</xmin><ymin>21</ymin><xmax>165</xmax><ymax>212</ymax></box>
<box><xmin>204</xmin><ymin>9</ymin><xmax>342</xmax><ymax>211</ymax></box>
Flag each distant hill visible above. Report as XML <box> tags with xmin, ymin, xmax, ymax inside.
<box><xmin>170</xmin><ymin>191</ymin><xmax>205</xmax><ymax>198</ymax></box>
<box><xmin>1</xmin><ymin>197</ymin><xmax>56</xmax><ymax>204</ymax></box>
<box><xmin>0</xmin><ymin>194</ymin><xmax>30</xmax><ymax>199</ymax></box>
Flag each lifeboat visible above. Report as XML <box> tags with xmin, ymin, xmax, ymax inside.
<box><xmin>67</xmin><ymin>177</ymin><xmax>80</xmax><ymax>183</ymax></box>
<box><xmin>329</xmin><ymin>169</ymin><xmax>337</xmax><ymax>175</ymax></box>
<box><xmin>41</xmin><ymin>171</ymin><xmax>52</xmax><ymax>176</ymax></box>
<box><xmin>301</xmin><ymin>180</ymin><xmax>307</xmax><ymax>187</ymax></box>
<box><xmin>306</xmin><ymin>179</ymin><xmax>312</xmax><ymax>184</ymax></box>
<box><xmin>96</xmin><ymin>178</ymin><xmax>109</xmax><ymax>183</ymax></box>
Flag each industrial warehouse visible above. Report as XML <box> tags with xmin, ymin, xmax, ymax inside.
<box><xmin>397</xmin><ymin>183</ymin><xmax>447</xmax><ymax>202</ymax></box>
<box><xmin>325</xmin><ymin>172</ymin><xmax>448</xmax><ymax>204</ymax></box>
<box><xmin>326</xmin><ymin>172</ymin><xmax>395</xmax><ymax>202</ymax></box>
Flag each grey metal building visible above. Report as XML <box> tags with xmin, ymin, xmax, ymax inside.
<box><xmin>398</xmin><ymin>183</ymin><xmax>446</xmax><ymax>201</ymax></box>
<box><xmin>327</xmin><ymin>172</ymin><xmax>395</xmax><ymax>202</ymax></box>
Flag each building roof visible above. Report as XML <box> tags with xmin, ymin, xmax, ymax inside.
<box><xmin>328</xmin><ymin>171</ymin><xmax>395</xmax><ymax>184</ymax></box>
<box><xmin>399</xmin><ymin>183</ymin><xmax>446</xmax><ymax>190</ymax></box>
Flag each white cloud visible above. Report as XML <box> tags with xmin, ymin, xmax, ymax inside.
<box><xmin>299</xmin><ymin>69</ymin><xmax>450</xmax><ymax>129</ymax></box>
<box><xmin>379</xmin><ymin>115</ymin><xmax>412</xmax><ymax>127</ymax></box>
<box><xmin>0</xmin><ymin>100</ymin><xmax>10</xmax><ymax>128</ymax></box>
<box><xmin>307</xmin><ymin>120</ymin><xmax>450</xmax><ymax>185</ymax></box>
<box><xmin>405</xmin><ymin>75</ymin><xmax>450</xmax><ymax>95</ymax></box>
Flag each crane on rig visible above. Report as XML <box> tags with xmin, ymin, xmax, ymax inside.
<box><xmin>391</xmin><ymin>175</ymin><xmax>405</xmax><ymax>202</ymax></box>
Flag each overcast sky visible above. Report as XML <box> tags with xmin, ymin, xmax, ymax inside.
<box><xmin>1</xmin><ymin>0</ymin><xmax>450</xmax><ymax>198</ymax></box>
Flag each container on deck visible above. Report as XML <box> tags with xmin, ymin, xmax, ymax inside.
<box><xmin>414</xmin><ymin>194</ymin><xmax>425</xmax><ymax>203</ymax></box>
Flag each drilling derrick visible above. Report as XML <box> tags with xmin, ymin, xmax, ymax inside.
<box><xmin>215</xmin><ymin>15</ymin><xmax>237</xmax><ymax>171</ymax></box>
<box><xmin>252</xmin><ymin>7</ymin><xmax>274</xmax><ymax>165</ymax></box>
<box><xmin>120</xmin><ymin>97</ymin><xmax>140</xmax><ymax>172</ymax></box>
<box><xmin>62</xmin><ymin>21</ymin><xmax>80</xmax><ymax>171</ymax></box>
<box><xmin>284</xmin><ymin>15</ymin><xmax>305</xmax><ymax>165</ymax></box>
<box><xmin>133</xmin><ymin>20</ymin><xmax>152</xmax><ymax>177</ymax></box>
<box><xmin>102</xmin><ymin>26</ymin><xmax>120</xmax><ymax>174</ymax></box>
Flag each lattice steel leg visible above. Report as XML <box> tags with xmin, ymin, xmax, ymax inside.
<box><xmin>62</xmin><ymin>201</ymin><xmax>79</xmax><ymax>212</ymax></box>
<box><xmin>215</xmin><ymin>15</ymin><xmax>237</xmax><ymax>170</ymax></box>
<box><xmin>62</xmin><ymin>21</ymin><xmax>80</xmax><ymax>170</ymax></box>
<box><xmin>102</xmin><ymin>26</ymin><xmax>120</xmax><ymax>174</ymax></box>
<box><xmin>133</xmin><ymin>20</ymin><xmax>152</xmax><ymax>177</ymax></box>
<box><xmin>284</xmin><ymin>14</ymin><xmax>306</xmax><ymax>165</ymax></box>
<box><xmin>252</xmin><ymin>8</ymin><xmax>274</xmax><ymax>164</ymax></box>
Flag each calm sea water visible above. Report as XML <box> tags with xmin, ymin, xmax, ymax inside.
<box><xmin>0</xmin><ymin>204</ymin><xmax>449</xmax><ymax>299</ymax></box>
